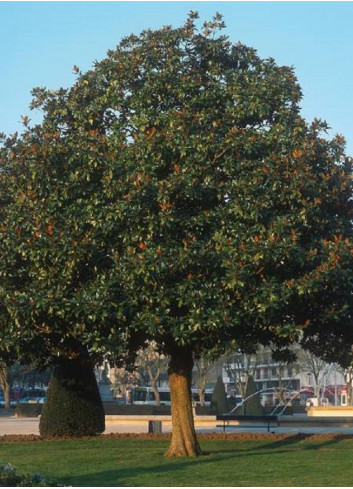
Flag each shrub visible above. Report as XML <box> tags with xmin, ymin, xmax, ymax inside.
<box><xmin>243</xmin><ymin>375</ymin><xmax>265</xmax><ymax>415</ymax></box>
<box><xmin>15</xmin><ymin>403</ymin><xmax>42</xmax><ymax>418</ymax></box>
<box><xmin>211</xmin><ymin>376</ymin><xmax>229</xmax><ymax>414</ymax></box>
<box><xmin>194</xmin><ymin>405</ymin><xmax>217</xmax><ymax>416</ymax></box>
<box><xmin>0</xmin><ymin>463</ymin><xmax>60</xmax><ymax>486</ymax></box>
<box><xmin>39</xmin><ymin>358</ymin><xmax>105</xmax><ymax>438</ymax></box>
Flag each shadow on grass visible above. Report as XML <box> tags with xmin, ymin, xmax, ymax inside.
<box><xmin>59</xmin><ymin>451</ymin><xmax>242</xmax><ymax>487</ymax></box>
<box><xmin>246</xmin><ymin>434</ymin><xmax>348</xmax><ymax>452</ymax></box>
<box><xmin>58</xmin><ymin>437</ymin><xmax>348</xmax><ymax>487</ymax></box>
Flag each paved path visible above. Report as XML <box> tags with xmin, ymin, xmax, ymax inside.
<box><xmin>0</xmin><ymin>417</ymin><xmax>167</xmax><ymax>436</ymax></box>
<box><xmin>2</xmin><ymin>416</ymin><xmax>353</xmax><ymax>436</ymax></box>
<box><xmin>0</xmin><ymin>417</ymin><xmax>177</xmax><ymax>436</ymax></box>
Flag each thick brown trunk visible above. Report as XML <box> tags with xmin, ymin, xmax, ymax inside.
<box><xmin>165</xmin><ymin>346</ymin><xmax>202</xmax><ymax>458</ymax></box>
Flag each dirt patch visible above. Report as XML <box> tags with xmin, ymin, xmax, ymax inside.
<box><xmin>0</xmin><ymin>434</ymin><xmax>43</xmax><ymax>442</ymax></box>
<box><xmin>1</xmin><ymin>432</ymin><xmax>353</xmax><ymax>443</ymax></box>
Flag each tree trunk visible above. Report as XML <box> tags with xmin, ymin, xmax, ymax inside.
<box><xmin>147</xmin><ymin>365</ymin><xmax>161</xmax><ymax>406</ymax></box>
<box><xmin>348</xmin><ymin>383</ymin><xmax>353</xmax><ymax>406</ymax></box>
<box><xmin>278</xmin><ymin>370</ymin><xmax>284</xmax><ymax>403</ymax></box>
<box><xmin>199</xmin><ymin>387</ymin><xmax>205</xmax><ymax>407</ymax></box>
<box><xmin>3</xmin><ymin>382</ymin><xmax>10</xmax><ymax>410</ymax></box>
<box><xmin>165</xmin><ymin>346</ymin><xmax>202</xmax><ymax>457</ymax></box>
<box><xmin>199</xmin><ymin>359</ymin><xmax>207</xmax><ymax>407</ymax></box>
<box><xmin>0</xmin><ymin>366</ymin><xmax>11</xmax><ymax>410</ymax></box>
<box><xmin>344</xmin><ymin>370</ymin><xmax>353</xmax><ymax>406</ymax></box>
<box><xmin>237</xmin><ymin>377</ymin><xmax>248</xmax><ymax>415</ymax></box>
<box><xmin>196</xmin><ymin>357</ymin><xmax>207</xmax><ymax>407</ymax></box>
<box><xmin>314</xmin><ymin>378</ymin><xmax>321</xmax><ymax>406</ymax></box>
<box><xmin>151</xmin><ymin>380</ymin><xmax>161</xmax><ymax>406</ymax></box>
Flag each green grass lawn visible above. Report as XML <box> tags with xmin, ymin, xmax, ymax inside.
<box><xmin>1</xmin><ymin>434</ymin><xmax>353</xmax><ymax>486</ymax></box>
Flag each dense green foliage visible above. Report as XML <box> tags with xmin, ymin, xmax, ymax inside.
<box><xmin>3</xmin><ymin>436</ymin><xmax>353</xmax><ymax>486</ymax></box>
<box><xmin>211</xmin><ymin>375</ymin><xmax>228</xmax><ymax>414</ymax></box>
<box><xmin>0</xmin><ymin>11</ymin><xmax>352</xmax><ymax>369</ymax></box>
<box><xmin>0</xmin><ymin>91</ymin><xmax>139</xmax><ymax>366</ymax></box>
<box><xmin>86</xmin><ymin>14</ymin><xmax>353</xmax><ymax>364</ymax></box>
<box><xmin>39</xmin><ymin>358</ymin><xmax>105</xmax><ymax>438</ymax></box>
<box><xmin>15</xmin><ymin>403</ymin><xmax>42</xmax><ymax>418</ymax></box>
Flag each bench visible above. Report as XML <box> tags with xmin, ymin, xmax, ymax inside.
<box><xmin>216</xmin><ymin>414</ymin><xmax>278</xmax><ymax>433</ymax></box>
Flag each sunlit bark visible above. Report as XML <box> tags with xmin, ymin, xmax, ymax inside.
<box><xmin>165</xmin><ymin>346</ymin><xmax>202</xmax><ymax>457</ymax></box>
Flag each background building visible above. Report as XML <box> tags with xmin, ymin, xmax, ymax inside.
<box><xmin>222</xmin><ymin>345</ymin><xmax>346</xmax><ymax>408</ymax></box>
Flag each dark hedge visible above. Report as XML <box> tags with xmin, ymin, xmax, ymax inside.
<box><xmin>39</xmin><ymin>358</ymin><xmax>105</xmax><ymax>438</ymax></box>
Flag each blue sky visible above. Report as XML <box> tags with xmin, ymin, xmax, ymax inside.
<box><xmin>1</xmin><ymin>1</ymin><xmax>353</xmax><ymax>154</ymax></box>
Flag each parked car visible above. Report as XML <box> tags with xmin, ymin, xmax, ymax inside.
<box><xmin>0</xmin><ymin>396</ymin><xmax>17</xmax><ymax>408</ymax></box>
<box><xmin>17</xmin><ymin>396</ymin><xmax>46</xmax><ymax>404</ymax></box>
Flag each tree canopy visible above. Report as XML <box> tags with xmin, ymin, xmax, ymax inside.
<box><xmin>0</xmin><ymin>12</ymin><xmax>353</xmax><ymax>455</ymax></box>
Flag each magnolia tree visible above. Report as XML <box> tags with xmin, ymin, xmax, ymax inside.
<box><xmin>1</xmin><ymin>13</ymin><xmax>353</xmax><ymax>455</ymax></box>
<box><xmin>0</xmin><ymin>113</ymin><xmax>143</xmax><ymax>434</ymax></box>
<box><xmin>100</xmin><ymin>14</ymin><xmax>353</xmax><ymax>455</ymax></box>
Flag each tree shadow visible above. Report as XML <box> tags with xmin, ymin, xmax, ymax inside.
<box><xmin>60</xmin><ymin>451</ymin><xmax>244</xmax><ymax>487</ymax></box>
<box><xmin>246</xmin><ymin>433</ymin><xmax>349</xmax><ymax>452</ymax></box>
<box><xmin>59</xmin><ymin>435</ymin><xmax>352</xmax><ymax>486</ymax></box>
